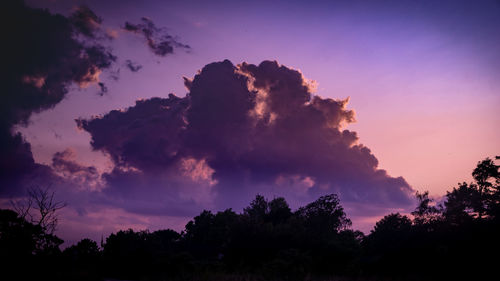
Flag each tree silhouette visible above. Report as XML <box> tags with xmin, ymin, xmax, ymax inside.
<box><xmin>0</xmin><ymin>208</ymin><xmax>64</xmax><ymax>280</ymax></box>
<box><xmin>411</xmin><ymin>191</ymin><xmax>442</xmax><ymax>229</ymax></box>
<box><xmin>267</xmin><ymin>197</ymin><xmax>292</xmax><ymax>225</ymax></box>
<box><xmin>296</xmin><ymin>193</ymin><xmax>351</xmax><ymax>235</ymax></box>
<box><xmin>443</xmin><ymin>157</ymin><xmax>499</xmax><ymax>224</ymax></box>
<box><xmin>444</xmin><ymin>182</ymin><xmax>479</xmax><ymax>224</ymax></box>
<box><xmin>11</xmin><ymin>185</ymin><xmax>67</xmax><ymax>234</ymax></box>
<box><xmin>472</xmin><ymin>157</ymin><xmax>500</xmax><ymax>219</ymax></box>
<box><xmin>183</xmin><ymin>209</ymin><xmax>238</xmax><ymax>259</ymax></box>
<box><xmin>243</xmin><ymin>194</ymin><xmax>269</xmax><ymax>221</ymax></box>
<box><xmin>369</xmin><ymin>213</ymin><xmax>412</xmax><ymax>245</ymax></box>
<box><xmin>64</xmin><ymin>238</ymin><xmax>100</xmax><ymax>261</ymax></box>
<box><xmin>2</xmin><ymin>156</ymin><xmax>499</xmax><ymax>281</ymax></box>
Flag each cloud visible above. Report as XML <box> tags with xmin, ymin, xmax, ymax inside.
<box><xmin>0</xmin><ymin>0</ymin><xmax>116</xmax><ymax>196</ymax></box>
<box><xmin>77</xmin><ymin>96</ymin><xmax>188</xmax><ymax>170</ymax></box>
<box><xmin>125</xmin><ymin>60</ymin><xmax>143</xmax><ymax>72</ymax></box>
<box><xmin>123</xmin><ymin>17</ymin><xmax>190</xmax><ymax>57</ymax></box>
<box><xmin>76</xmin><ymin>95</ymin><xmax>215</xmax><ymax>216</ymax></box>
<box><xmin>68</xmin><ymin>5</ymin><xmax>102</xmax><ymax>38</ymax></box>
<box><xmin>51</xmin><ymin>148</ymin><xmax>102</xmax><ymax>191</ymax></box>
<box><xmin>77</xmin><ymin>59</ymin><xmax>414</xmax><ymax>217</ymax></box>
<box><xmin>0</xmin><ymin>131</ymin><xmax>56</xmax><ymax>196</ymax></box>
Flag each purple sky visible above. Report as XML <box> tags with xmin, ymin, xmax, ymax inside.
<box><xmin>3</xmin><ymin>0</ymin><xmax>499</xmax><ymax>246</ymax></box>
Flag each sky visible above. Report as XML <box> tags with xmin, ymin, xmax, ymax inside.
<box><xmin>2</xmin><ymin>0</ymin><xmax>499</xmax><ymax>246</ymax></box>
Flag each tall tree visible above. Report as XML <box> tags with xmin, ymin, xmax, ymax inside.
<box><xmin>472</xmin><ymin>157</ymin><xmax>500</xmax><ymax>218</ymax></box>
<box><xmin>411</xmin><ymin>191</ymin><xmax>442</xmax><ymax>228</ymax></box>
<box><xmin>444</xmin><ymin>157</ymin><xmax>499</xmax><ymax>222</ymax></box>
<box><xmin>296</xmin><ymin>194</ymin><xmax>351</xmax><ymax>236</ymax></box>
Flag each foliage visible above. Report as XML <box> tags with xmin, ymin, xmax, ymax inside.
<box><xmin>1</xmin><ymin>156</ymin><xmax>499</xmax><ymax>281</ymax></box>
<box><xmin>0</xmin><ymin>209</ymin><xmax>64</xmax><ymax>280</ymax></box>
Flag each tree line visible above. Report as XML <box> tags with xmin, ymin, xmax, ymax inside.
<box><xmin>1</xmin><ymin>156</ymin><xmax>499</xmax><ymax>281</ymax></box>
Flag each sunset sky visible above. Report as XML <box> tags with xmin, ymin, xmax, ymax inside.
<box><xmin>2</xmin><ymin>0</ymin><xmax>499</xmax><ymax>246</ymax></box>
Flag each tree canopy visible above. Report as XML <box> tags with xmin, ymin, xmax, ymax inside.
<box><xmin>1</xmin><ymin>155</ymin><xmax>499</xmax><ymax>281</ymax></box>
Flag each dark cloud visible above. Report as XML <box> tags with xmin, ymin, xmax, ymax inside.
<box><xmin>76</xmin><ymin>95</ymin><xmax>209</xmax><ymax>216</ymax></box>
<box><xmin>97</xmin><ymin>82</ymin><xmax>108</xmax><ymax>96</ymax></box>
<box><xmin>52</xmin><ymin>149</ymin><xmax>100</xmax><ymax>189</ymax></box>
<box><xmin>0</xmin><ymin>0</ymin><xmax>116</xmax><ymax>196</ymax></box>
<box><xmin>125</xmin><ymin>60</ymin><xmax>143</xmax><ymax>72</ymax></box>
<box><xmin>68</xmin><ymin>5</ymin><xmax>102</xmax><ymax>38</ymax></box>
<box><xmin>0</xmin><ymin>131</ymin><xmax>56</xmax><ymax>196</ymax></box>
<box><xmin>77</xmin><ymin>95</ymin><xmax>188</xmax><ymax>170</ymax></box>
<box><xmin>77</xmin><ymin>59</ymin><xmax>414</xmax><ymax>217</ymax></box>
<box><xmin>123</xmin><ymin>17</ymin><xmax>190</xmax><ymax>57</ymax></box>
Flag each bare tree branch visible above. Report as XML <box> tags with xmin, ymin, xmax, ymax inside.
<box><xmin>11</xmin><ymin>185</ymin><xmax>67</xmax><ymax>234</ymax></box>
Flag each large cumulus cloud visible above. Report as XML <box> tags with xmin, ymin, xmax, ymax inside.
<box><xmin>0</xmin><ymin>0</ymin><xmax>116</xmax><ymax>195</ymax></box>
<box><xmin>77</xmin><ymin>59</ymin><xmax>414</xmax><ymax>216</ymax></box>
